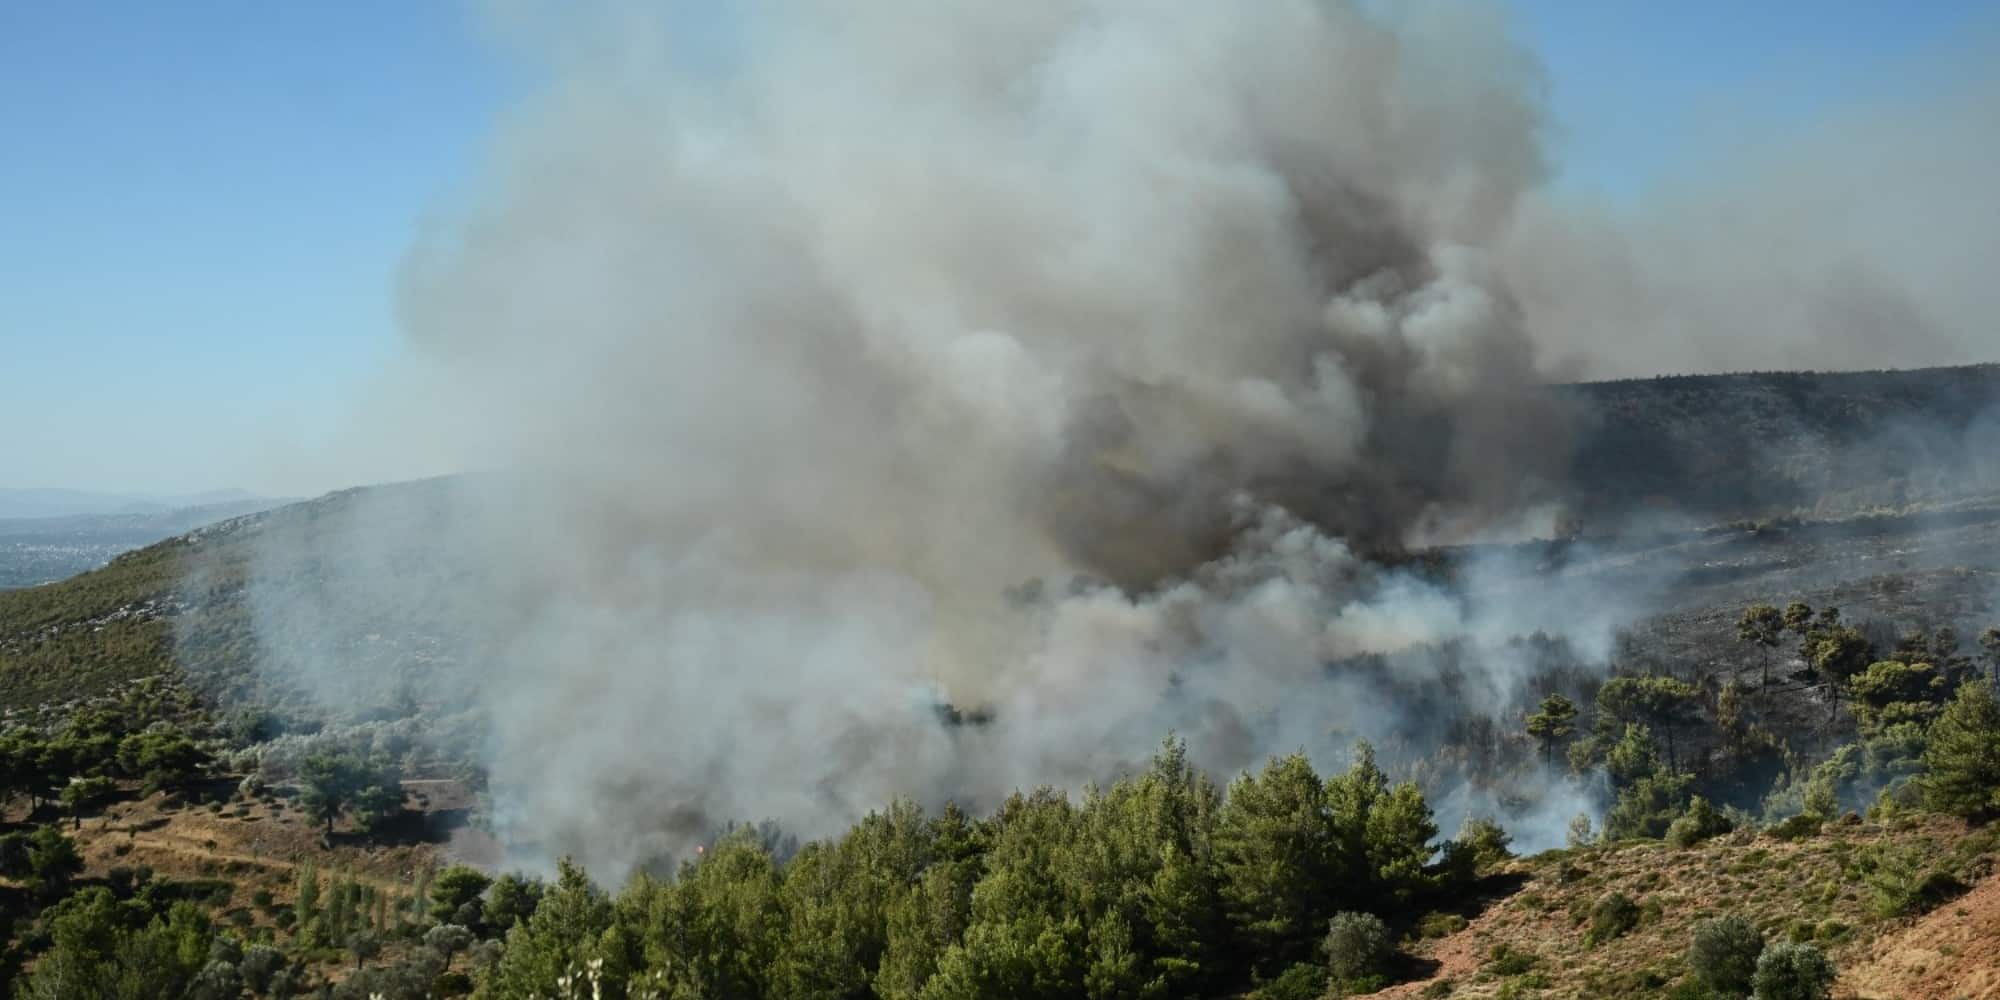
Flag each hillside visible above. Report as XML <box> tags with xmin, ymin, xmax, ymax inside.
<box><xmin>0</xmin><ymin>366</ymin><xmax>1998</xmax><ymax>997</ymax></box>
<box><xmin>0</xmin><ymin>481</ymin><xmax>475</xmax><ymax>724</ymax></box>
<box><xmin>6</xmin><ymin>365</ymin><xmax>1999</xmax><ymax>718</ymax></box>
<box><xmin>1562</xmin><ymin>365</ymin><xmax>2000</xmax><ymax>526</ymax></box>
<box><xmin>1361</xmin><ymin>815</ymin><xmax>2000</xmax><ymax>1000</ymax></box>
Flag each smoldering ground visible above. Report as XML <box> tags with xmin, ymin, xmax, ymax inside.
<box><xmin>197</xmin><ymin>1</ymin><xmax>2000</xmax><ymax>873</ymax></box>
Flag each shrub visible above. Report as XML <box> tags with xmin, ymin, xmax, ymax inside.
<box><xmin>189</xmin><ymin>960</ymin><xmax>243</xmax><ymax>1000</ymax></box>
<box><xmin>1456</xmin><ymin>816</ymin><xmax>1513</xmax><ymax>868</ymax></box>
<box><xmin>1666</xmin><ymin>978</ymin><xmax>1716</xmax><ymax>1000</ymax></box>
<box><xmin>1864</xmin><ymin>845</ymin><xmax>1968</xmax><ymax>918</ymax></box>
<box><xmin>1606</xmin><ymin>771</ymin><xmax>1696</xmax><ymax>840</ymax></box>
<box><xmin>266</xmin><ymin>968</ymin><xmax>302</xmax><ymax>998</ymax></box>
<box><xmin>1567</xmin><ymin>812</ymin><xmax>1597</xmax><ymax>848</ymax></box>
<box><xmin>1487</xmin><ymin>944</ymin><xmax>1539</xmax><ymax>976</ymax></box>
<box><xmin>1871</xmin><ymin>867</ymin><xmax>1966</xmax><ymax>918</ymax></box>
<box><xmin>424</xmin><ymin>923</ymin><xmax>475</xmax><ymax>966</ymax></box>
<box><xmin>105</xmin><ymin>866</ymin><xmax>141</xmax><ymax>897</ymax></box>
<box><xmin>434</xmin><ymin>971</ymin><xmax>475</xmax><ymax>996</ymax></box>
<box><xmin>23</xmin><ymin>825</ymin><xmax>83</xmax><ymax>899</ymax></box>
<box><xmin>1254</xmin><ymin>962</ymin><xmax>1327</xmax><ymax>1000</ymax></box>
<box><xmin>1869</xmin><ymin>778</ymin><xmax>1925</xmax><ymax>819</ymax></box>
<box><xmin>1766</xmin><ymin>814</ymin><xmax>1822</xmax><ymax>841</ymax></box>
<box><xmin>1586</xmin><ymin>892</ymin><xmax>1641</xmax><ymax>946</ymax></box>
<box><xmin>1751</xmin><ymin>942</ymin><xmax>1834</xmax><ymax>1000</ymax></box>
<box><xmin>429</xmin><ymin>865</ymin><xmax>493</xmax><ymax>915</ymax></box>
<box><xmin>208</xmin><ymin>935</ymin><xmax>244</xmax><ymax>968</ymax></box>
<box><xmin>1324</xmin><ymin>911</ymin><xmax>1392</xmax><ymax>992</ymax></box>
<box><xmin>348</xmin><ymin>930</ymin><xmax>383</xmax><ymax>970</ymax></box>
<box><xmin>240</xmin><ymin>945</ymin><xmax>285</xmax><ymax>994</ymax></box>
<box><xmin>1689</xmin><ymin>914</ymin><xmax>1763</xmax><ymax>996</ymax></box>
<box><xmin>1667</xmin><ymin>796</ymin><xmax>1734</xmax><ymax>849</ymax></box>
<box><xmin>1417</xmin><ymin>912</ymin><xmax>1466</xmax><ymax>939</ymax></box>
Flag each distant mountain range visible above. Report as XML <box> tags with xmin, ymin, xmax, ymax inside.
<box><xmin>0</xmin><ymin>487</ymin><xmax>271</xmax><ymax>520</ymax></box>
<box><xmin>0</xmin><ymin>495</ymin><xmax>290</xmax><ymax>590</ymax></box>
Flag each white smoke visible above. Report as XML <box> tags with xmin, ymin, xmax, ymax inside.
<box><xmin>201</xmin><ymin>1</ymin><xmax>1997</xmax><ymax>871</ymax></box>
<box><xmin>1502</xmin><ymin>52</ymin><xmax>2000</xmax><ymax>376</ymax></box>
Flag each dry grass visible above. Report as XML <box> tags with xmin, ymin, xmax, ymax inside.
<box><xmin>8</xmin><ymin>778</ymin><xmax>466</xmax><ymax>981</ymax></box>
<box><xmin>1843</xmin><ymin>869</ymin><xmax>2000</xmax><ymax>999</ymax></box>
<box><xmin>1360</xmin><ymin>814</ymin><xmax>1999</xmax><ymax>999</ymax></box>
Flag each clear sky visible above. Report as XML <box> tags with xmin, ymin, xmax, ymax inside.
<box><xmin>2</xmin><ymin>1</ymin><xmax>1993</xmax><ymax>496</ymax></box>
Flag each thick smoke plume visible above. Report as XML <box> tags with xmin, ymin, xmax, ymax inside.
<box><xmin>205</xmin><ymin>1</ymin><xmax>1994</xmax><ymax>872</ymax></box>
<box><xmin>405</xmin><ymin>0</ymin><xmax>1579</xmax><ymax>866</ymax></box>
<box><xmin>404</xmin><ymin>0</ymin><xmax>1569</xmax><ymax>580</ymax></box>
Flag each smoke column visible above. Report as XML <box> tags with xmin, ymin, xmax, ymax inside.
<box><xmin>378</xmin><ymin>0</ymin><xmax>1578</xmax><ymax>869</ymax></box>
<box><xmin>211</xmin><ymin>0</ymin><xmax>1998</xmax><ymax>872</ymax></box>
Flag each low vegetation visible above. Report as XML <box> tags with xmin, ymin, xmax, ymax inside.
<box><xmin>0</xmin><ymin>685</ymin><xmax>1993</xmax><ymax>998</ymax></box>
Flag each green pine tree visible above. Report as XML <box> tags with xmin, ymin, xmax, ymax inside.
<box><xmin>1526</xmin><ymin>694</ymin><xmax>1579</xmax><ymax>765</ymax></box>
<box><xmin>1922</xmin><ymin>682</ymin><xmax>2000</xmax><ymax>820</ymax></box>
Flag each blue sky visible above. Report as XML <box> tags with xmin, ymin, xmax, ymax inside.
<box><xmin>1</xmin><ymin>1</ymin><xmax>1992</xmax><ymax>495</ymax></box>
<box><xmin>1</xmin><ymin>2</ymin><xmax>510</xmax><ymax>496</ymax></box>
<box><xmin>1509</xmin><ymin>1</ymin><xmax>1993</xmax><ymax>198</ymax></box>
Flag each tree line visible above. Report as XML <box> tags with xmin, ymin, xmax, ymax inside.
<box><xmin>6</xmin><ymin>736</ymin><xmax>1512</xmax><ymax>999</ymax></box>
